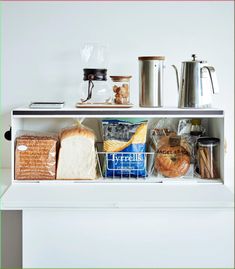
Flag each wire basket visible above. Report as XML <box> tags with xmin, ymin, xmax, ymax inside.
<box><xmin>96</xmin><ymin>151</ymin><xmax>158</xmax><ymax>181</ymax></box>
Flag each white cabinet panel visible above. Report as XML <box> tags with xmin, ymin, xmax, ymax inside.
<box><xmin>23</xmin><ymin>209</ymin><xmax>234</xmax><ymax>268</ymax></box>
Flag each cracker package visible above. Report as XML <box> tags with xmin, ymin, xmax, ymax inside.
<box><xmin>102</xmin><ymin>118</ymin><xmax>148</xmax><ymax>178</ymax></box>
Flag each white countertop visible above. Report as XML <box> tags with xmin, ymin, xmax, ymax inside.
<box><xmin>0</xmin><ymin>169</ymin><xmax>233</xmax><ymax>210</ymax></box>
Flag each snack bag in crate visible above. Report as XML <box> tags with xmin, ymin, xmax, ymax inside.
<box><xmin>102</xmin><ymin>118</ymin><xmax>148</xmax><ymax>178</ymax></box>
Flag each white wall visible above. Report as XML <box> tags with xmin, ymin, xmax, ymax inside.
<box><xmin>1</xmin><ymin>1</ymin><xmax>234</xmax><ymax>189</ymax></box>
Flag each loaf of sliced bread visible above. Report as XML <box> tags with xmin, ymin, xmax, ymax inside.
<box><xmin>56</xmin><ymin>125</ymin><xmax>97</xmax><ymax>180</ymax></box>
<box><xmin>15</xmin><ymin>134</ymin><xmax>58</xmax><ymax>180</ymax></box>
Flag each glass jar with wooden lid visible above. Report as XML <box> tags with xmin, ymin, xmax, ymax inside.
<box><xmin>110</xmin><ymin>76</ymin><xmax>132</xmax><ymax>105</ymax></box>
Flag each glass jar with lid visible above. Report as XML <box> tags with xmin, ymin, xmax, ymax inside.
<box><xmin>197</xmin><ymin>137</ymin><xmax>220</xmax><ymax>179</ymax></box>
<box><xmin>78</xmin><ymin>43</ymin><xmax>112</xmax><ymax>105</ymax></box>
<box><xmin>110</xmin><ymin>76</ymin><xmax>132</xmax><ymax>105</ymax></box>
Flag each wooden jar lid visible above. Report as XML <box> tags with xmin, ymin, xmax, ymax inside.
<box><xmin>138</xmin><ymin>56</ymin><xmax>165</xmax><ymax>60</ymax></box>
<box><xmin>110</xmin><ymin>76</ymin><xmax>132</xmax><ymax>82</ymax></box>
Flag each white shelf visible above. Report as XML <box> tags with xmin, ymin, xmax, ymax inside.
<box><xmin>13</xmin><ymin>177</ymin><xmax>223</xmax><ymax>184</ymax></box>
<box><xmin>1</xmin><ymin>169</ymin><xmax>233</xmax><ymax>210</ymax></box>
<box><xmin>12</xmin><ymin>106</ymin><xmax>224</xmax><ymax>118</ymax></box>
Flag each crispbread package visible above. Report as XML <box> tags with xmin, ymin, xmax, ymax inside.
<box><xmin>102</xmin><ymin>119</ymin><xmax>148</xmax><ymax>178</ymax></box>
<box><xmin>15</xmin><ymin>133</ymin><xmax>58</xmax><ymax>180</ymax></box>
<box><xmin>56</xmin><ymin>124</ymin><xmax>97</xmax><ymax>180</ymax></box>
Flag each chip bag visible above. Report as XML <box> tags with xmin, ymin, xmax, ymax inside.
<box><xmin>102</xmin><ymin>118</ymin><xmax>148</xmax><ymax>178</ymax></box>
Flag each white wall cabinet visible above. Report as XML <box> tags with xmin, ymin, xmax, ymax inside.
<box><xmin>1</xmin><ymin>107</ymin><xmax>234</xmax><ymax>268</ymax></box>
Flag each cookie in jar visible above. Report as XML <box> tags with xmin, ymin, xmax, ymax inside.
<box><xmin>110</xmin><ymin>76</ymin><xmax>132</xmax><ymax>104</ymax></box>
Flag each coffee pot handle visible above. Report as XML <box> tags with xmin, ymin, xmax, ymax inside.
<box><xmin>172</xmin><ymin>65</ymin><xmax>179</xmax><ymax>92</ymax></box>
<box><xmin>202</xmin><ymin>66</ymin><xmax>219</xmax><ymax>94</ymax></box>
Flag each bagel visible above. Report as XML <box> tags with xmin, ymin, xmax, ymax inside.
<box><xmin>155</xmin><ymin>145</ymin><xmax>190</xmax><ymax>178</ymax></box>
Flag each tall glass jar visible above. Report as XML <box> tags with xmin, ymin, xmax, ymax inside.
<box><xmin>110</xmin><ymin>76</ymin><xmax>132</xmax><ymax>105</ymax></box>
<box><xmin>78</xmin><ymin>43</ymin><xmax>112</xmax><ymax>104</ymax></box>
<box><xmin>197</xmin><ymin>137</ymin><xmax>220</xmax><ymax>179</ymax></box>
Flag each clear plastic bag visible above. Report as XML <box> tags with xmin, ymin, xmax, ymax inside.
<box><xmin>150</xmin><ymin>118</ymin><xmax>178</xmax><ymax>151</ymax></box>
<box><xmin>154</xmin><ymin>136</ymin><xmax>191</xmax><ymax>178</ymax></box>
<box><xmin>15</xmin><ymin>131</ymin><xmax>58</xmax><ymax>180</ymax></box>
<box><xmin>56</xmin><ymin>120</ymin><xmax>97</xmax><ymax>180</ymax></box>
<box><xmin>151</xmin><ymin>119</ymin><xmax>192</xmax><ymax>178</ymax></box>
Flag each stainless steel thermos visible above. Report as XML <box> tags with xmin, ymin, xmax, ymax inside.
<box><xmin>139</xmin><ymin>56</ymin><xmax>165</xmax><ymax>107</ymax></box>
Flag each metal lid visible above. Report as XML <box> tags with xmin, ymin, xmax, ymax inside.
<box><xmin>138</xmin><ymin>56</ymin><xmax>165</xmax><ymax>61</ymax></box>
<box><xmin>182</xmin><ymin>54</ymin><xmax>207</xmax><ymax>64</ymax></box>
<box><xmin>110</xmin><ymin>76</ymin><xmax>132</xmax><ymax>82</ymax></box>
<box><xmin>197</xmin><ymin>137</ymin><xmax>220</xmax><ymax>146</ymax></box>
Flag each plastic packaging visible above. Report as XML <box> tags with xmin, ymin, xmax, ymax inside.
<box><xmin>56</xmin><ymin>121</ymin><xmax>97</xmax><ymax>180</ymax></box>
<box><xmin>177</xmin><ymin>119</ymin><xmax>192</xmax><ymax>136</ymax></box>
<box><xmin>151</xmin><ymin>119</ymin><xmax>192</xmax><ymax>178</ymax></box>
<box><xmin>155</xmin><ymin>135</ymin><xmax>191</xmax><ymax>178</ymax></box>
<box><xmin>150</xmin><ymin>118</ymin><xmax>178</xmax><ymax>151</ymax></box>
<box><xmin>102</xmin><ymin>118</ymin><xmax>148</xmax><ymax>178</ymax></box>
<box><xmin>15</xmin><ymin>131</ymin><xmax>58</xmax><ymax>180</ymax></box>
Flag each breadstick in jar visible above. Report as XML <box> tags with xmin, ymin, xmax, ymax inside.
<box><xmin>199</xmin><ymin>148</ymin><xmax>212</xmax><ymax>178</ymax></box>
<box><xmin>204</xmin><ymin>147</ymin><xmax>214</xmax><ymax>178</ymax></box>
<box><xmin>199</xmin><ymin>155</ymin><xmax>205</xmax><ymax>178</ymax></box>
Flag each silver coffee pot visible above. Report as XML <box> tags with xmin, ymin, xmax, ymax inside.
<box><xmin>172</xmin><ymin>54</ymin><xmax>219</xmax><ymax>108</ymax></box>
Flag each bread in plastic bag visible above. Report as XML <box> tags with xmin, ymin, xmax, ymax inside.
<box><xmin>155</xmin><ymin>136</ymin><xmax>191</xmax><ymax>178</ymax></box>
<box><xmin>56</xmin><ymin>120</ymin><xmax>97</xmax><ymax>180</ymax></box>
<box><xmin>15</xmin><ymin>131</ymin><xmax>58</xmax><ymax>180</ymax></box>
<box><xmin>151</xmin><ymin>119</ymin><xmax>192</xmax><ymax>178</ymax></box>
